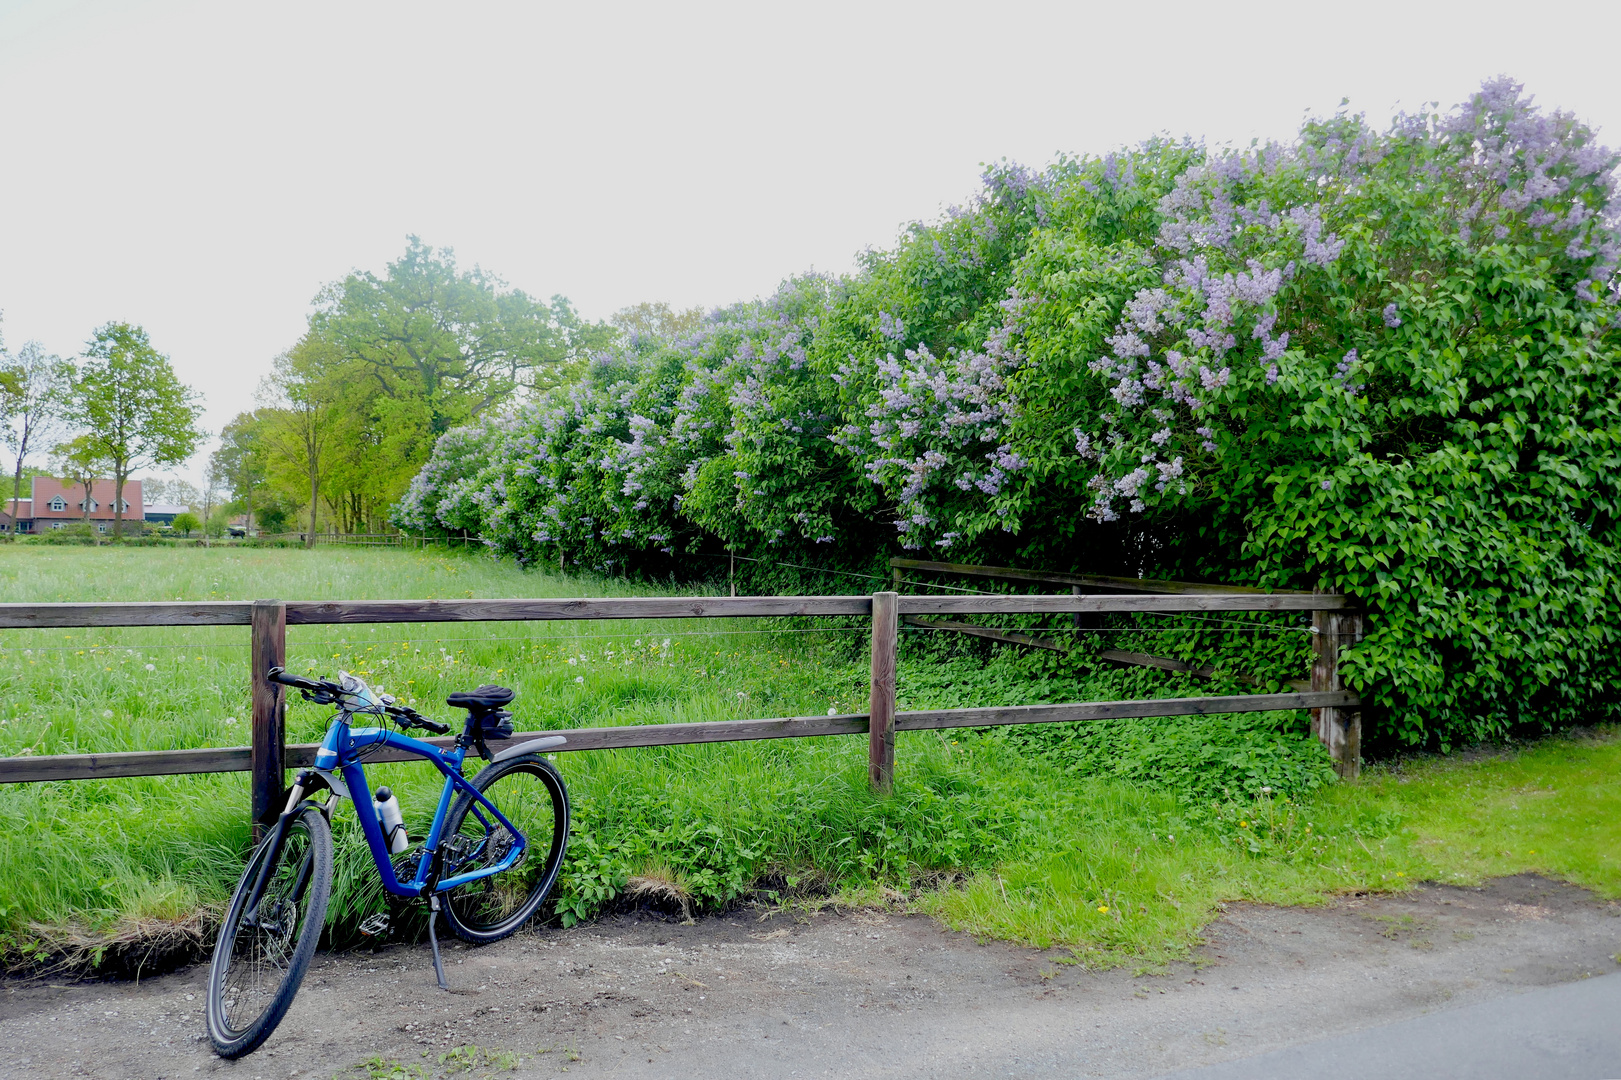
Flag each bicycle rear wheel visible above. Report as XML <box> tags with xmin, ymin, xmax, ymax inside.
<box><xmin>439</xmin><ymin>755</ymin><xmax>569</xmax><ymax>944</ymax></box>
<box><xmin>206</xmin><ymin>802</ymin><xmax>332</xmax><ymax>1058</ymax></box>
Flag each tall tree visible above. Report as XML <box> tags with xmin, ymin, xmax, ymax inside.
<box><xmin>0</xmin><ymin>341</ymin><xmax>74</xmax><ymax>539</ymax></box>
<box><xmin>51</xmin><ymin>435</ymin><xmax>112</xmax><ymax>533</ymax></box>
<box><xmin>212</xmin><ymin>411</ymin><xmax>268</xmax><ymax>534</ymax></box>
<box><xmin>143</xmin><ymin>477</ymin><xmax>201</xmax><ymax>508</ymax></box>
<box><xmin>73</xmin><ymin>323</ymin><xmax>205</xmax><ymax>538</ymax></box>
<box><xmin>201</xmin><ymin>454</ymin><xmax>225</xmax><ymax>530</ymax></box>
<box><xmin>314</xmin><ymin>237</ymin><xmax>608</xmax><ymax>441</ymax></box>
<box><xmin>257</xmin><ymin>336</ymin><xmax>341</xmax><ymax>546</ymax></box>
<box><xmin>611</xmin><ymin>301</ymin><xmax>706</xmax><ymax>342</ymax></box>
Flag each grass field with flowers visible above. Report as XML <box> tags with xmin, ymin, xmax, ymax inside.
<box><xmin>0</xmin><ymin>544</ymin><xmax>1616</xmax><ymax>973</ymax></box>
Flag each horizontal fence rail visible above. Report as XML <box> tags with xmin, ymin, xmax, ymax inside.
<box><xmin>890</xmin><ymin>557</ymin><xmax>1307</xmax><ymax>596</ymax></box>
<box><xmin>0</xmin><ymin>591</ymin><xmax>1352</xmax><ymax>629</ymax></box>
<box><xmin>0</xmin><ymin>588</ymin><xmax>1366</xmax><ymax>824</ymax></box>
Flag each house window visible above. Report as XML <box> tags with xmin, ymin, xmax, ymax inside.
<box><xmin>96</xmin><ymin>524</ymin><xmax>108</xmax><ymax>533</ymax></box>
<box><xmin>120</xmin><ymin>500</ymin><xmax>130</xmax><ymax>513</ymax></box>
<box><xmin>50</xmin><ymin>521</ymin><xmax>64</xmax><ymax>530</ymax></box>
<box><xmin>48</xmin><ymin>497</ymin><xmax>66</xmax><ymax>511</ymax></box>
<box><xmin>78</xmin><ymin>498</ymin><xmax>98</xmax><ymax>512</ymax></box>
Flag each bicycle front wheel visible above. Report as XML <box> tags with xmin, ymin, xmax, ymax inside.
<box><xmin>206</xmin><ymin>802</ymin><xmax>332</xmax><ymax>1058</ymax></box>
<box><xmin>439</xmin><ymin>755</ymin><xmax>569</xmax><ymax>944</ymax></box>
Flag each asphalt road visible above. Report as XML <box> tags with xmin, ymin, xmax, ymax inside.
<box><xmin>1</xmin><ymin>874</ymin><xmax>1617</xmax><ymax>1079</ymax></box>
<box><xmin>1157</xmin><ymin>970</ymin><xmax>1621</xmax><ymax>1080</ymax></box>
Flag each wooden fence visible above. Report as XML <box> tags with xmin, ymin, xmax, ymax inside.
<box><xmin>890</xmin><ymin>557</ymin><xmax>1321</xmax><ymax>689</ymax></box>
<box><xmin>0</xmin><ymin>591</ymin><xmax>1363</xmax><ymax>826</ymax></box>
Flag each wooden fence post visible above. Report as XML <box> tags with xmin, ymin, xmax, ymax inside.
<box><xmin>868</xmin><ymin>591</ymin><xmax>898</xmax><ymax>794</ymax></box>
<box><xmin>250</xmin><ymin>599</ymin><xmax>288</xmax><ymax>836</ymax></box>
<box><xmin>1311</xmin><ymin>599</ymin><xmax>1362</xmax><ymax>780</ymax></box>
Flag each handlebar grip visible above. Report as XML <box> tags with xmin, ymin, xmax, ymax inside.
<box><xmin>267</xmin><ymin>666</ymin><xmax>338</xmax><ymax>693</ymax></box>
<box><xmin>419</xmin><ymin>719</ymin><xmax>452</xmax><ymax>735</ymax></box>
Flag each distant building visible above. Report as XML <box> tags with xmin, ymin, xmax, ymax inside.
<box><xmin>0</xmin><ymin>499</ymin><xmax>32</xmax><ymax>534</ymax></box>
<box><xmin>144</xmin><ymin>503</ymin><xmax>190</xmax><ymax>527</ymax></box>
<box><xmin>0</xmin><ymin>478</ymin><xmax>144</xmax><ymax>534</ymax></box>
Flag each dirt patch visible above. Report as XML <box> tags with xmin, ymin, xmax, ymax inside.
<box><xmin>2</xmin><ymin>875</ymin><xmax>1617</xmax><ymax>1079</ymax></box>
<box><xmin>6</xmin><ymin>910</ymin><xmax>216</xmax><ymax>982</ymax></box>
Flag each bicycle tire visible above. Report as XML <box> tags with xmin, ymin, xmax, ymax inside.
<box><xmin>206</xmin><ymin>802</ymin><xmax>332</xmax><ymax>1058</ymax></box>
<box><xmin>439</xmin><ymin>754</ymin><xmax>569</xmax><ymax>944</ymax></box>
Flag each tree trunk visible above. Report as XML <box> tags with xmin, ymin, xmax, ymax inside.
<box><xmin>306</xmin><ymin>466</ymin><xmax>318</xmax><ymax>549</ymax></box>
<box><xmin>113</xmin><ymin>469</ymin><xmax>126</xmax><ymax>541</ymax></box>
<box><xmin>9</xmin><ymin>449</ymin><xmax>25</xmax><ymax>544</ymax></box>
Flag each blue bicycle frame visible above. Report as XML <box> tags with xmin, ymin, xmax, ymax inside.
<box><xmin>309</xmin><ymin>711</ymin><xmax>527</xmax><ymax>898</ymax></box>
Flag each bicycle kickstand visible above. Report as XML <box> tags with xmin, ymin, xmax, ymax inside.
<box><xmin>427</xmin><ymin>896</ymin><xmax>450</xmax><ymax>991</ymax></box>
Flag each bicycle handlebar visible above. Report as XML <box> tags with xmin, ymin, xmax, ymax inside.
<box><xmin>385</xmin><ymin>704</ymin><xmax>451</xmax><ymax>736</ymax></box>
<box><xmin>267</xmin><ymin>666</ymin><xmax>340</xmax><ymax>694</ymax></box>
<box><xmin>267</xmin><ymin>666</ymin><xmax>453</xmax><ymax>735</ymax></box>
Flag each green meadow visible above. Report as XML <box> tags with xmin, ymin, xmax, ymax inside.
<box><xmin>0</xmin><ymin>545</ymin><xmax>1615</xmax><ymax>971</ymax></box>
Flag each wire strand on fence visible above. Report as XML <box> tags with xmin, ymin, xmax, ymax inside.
<box><xmin>903</xmin><ymin>624</ymin><xmax>1304</xmax><ymax>636</ymax></box>
<box><xmin>699</xmin><ymin>552</ymin><xmax>891</xmax><ymax>585</ymax></box>
<box><xmin>286</xmin><ymin>626</ymin><xmax>871</xmax><ymax>649</ymax></box>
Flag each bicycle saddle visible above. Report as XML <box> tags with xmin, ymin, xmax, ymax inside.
<box><xmin>446</xmin><ymin>685</ymin><xmax>515</xmax><ymax>711</ymax></box>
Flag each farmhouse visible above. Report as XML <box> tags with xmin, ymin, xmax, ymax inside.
<box><xmin>0</xmin><ymin>477</ymin><xmax>146</xmax><ymax>534</ymax></box>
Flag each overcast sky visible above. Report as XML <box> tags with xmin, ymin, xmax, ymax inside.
<box><xmin>1</xmin><ymin>0</ymin><xmax>1618</xmax><ymax>482</ymax></box>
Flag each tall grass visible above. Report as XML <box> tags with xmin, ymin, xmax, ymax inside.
<box><xmin>1</xmin><ymin>545</ymin><xmax>1617</xmax><ymax>973</ymax></box>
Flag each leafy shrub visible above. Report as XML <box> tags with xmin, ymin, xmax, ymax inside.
<box><xmin>395</xmin><ymin>80</ymin><xmax>1621</xmax><ymax>749</ymax></box>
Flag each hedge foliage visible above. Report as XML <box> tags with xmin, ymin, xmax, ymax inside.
<box><xmin>394</xmin><ymin>80</ymin><xmax>1621</xmax><ymax>750</ymax></box>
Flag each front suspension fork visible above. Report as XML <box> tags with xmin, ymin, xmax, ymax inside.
<box><xmin>243</xmin><ymin>770</ymin><xmax>320</xmax><ymax>925</ymax></box>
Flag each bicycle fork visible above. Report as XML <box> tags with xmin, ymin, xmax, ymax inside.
<box><xmin>241</xmin><ymin>772</ymin><xmax>320</xmax><ymax>926</ymax></box>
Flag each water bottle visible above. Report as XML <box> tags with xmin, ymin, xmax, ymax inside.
<box><xmin>373</xmin><ymin>786</ymin><xmax>408</xmax><ymax>854</ymax></box>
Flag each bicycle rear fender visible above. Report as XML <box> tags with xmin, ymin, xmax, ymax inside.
<box><xmin>491</xmin><ymin>735</ymin><xmax>567</xmax><ymax>764</ymax></box>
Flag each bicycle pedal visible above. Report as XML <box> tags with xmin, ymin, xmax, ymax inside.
<box><xmin>358</xmin><ymin>913</ymin><xmax>390</xmax><ymax>937</ymax></box>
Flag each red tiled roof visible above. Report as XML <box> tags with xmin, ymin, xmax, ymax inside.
<box><xmin>28</xmin><ymin>477</ymin><xmax>143</xmax><ymax>520</ymax></box>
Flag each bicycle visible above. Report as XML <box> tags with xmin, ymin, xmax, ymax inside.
<box><xmin>205</xmin><ymin>666</ymin><xmax>570</xmax><ymax>1059</ymax></box>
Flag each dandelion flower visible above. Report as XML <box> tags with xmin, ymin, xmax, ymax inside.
<box><xmin>574</xmin><ymin>676</ymin><xmax>584</xmax><ymax>684</ymax></box>
<box><xmin>144</xmin><ymin>663</ymin><xmax>155</xmax><ymax>672</ymax></box>
<box><xmin>1097</xmin><ymin>905</ymin><xmax>1109</xmax><ymax>913</ymax></box>
<box><xmin>102</xmin><ymin>710</ymin><xmax>113</xmax><ymax>719</ymax></box>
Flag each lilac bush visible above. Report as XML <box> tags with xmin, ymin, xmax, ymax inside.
<box><xmin>396</xmin><ymin>80</ymin><xmax>1621</xmax><ymax>748</ymax></box>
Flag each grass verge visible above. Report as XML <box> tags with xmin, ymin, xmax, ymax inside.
<box><xmin>0</xmin><ymin>545</ymin><xmax>1615</xmax><ymax>975</ymax></box>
